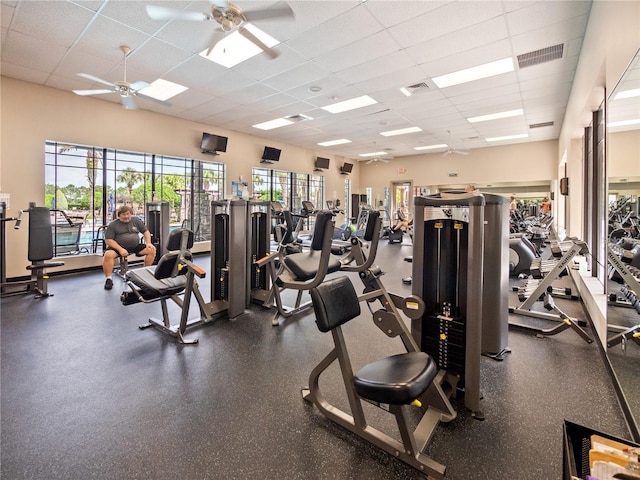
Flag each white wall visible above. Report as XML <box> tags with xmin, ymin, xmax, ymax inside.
<box><xmin>0</xmin><ymin>77</ymin><xmax>358</xmax><ymax>277</ymax></box>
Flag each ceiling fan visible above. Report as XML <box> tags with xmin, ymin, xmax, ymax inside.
<box><xmin>72</xmin><ymin>46</ymin><xmax>170</xmax><ymax>110</ymax></box>
<box><xmin>441</xmin><ymin>130</ymin><xmax>470</xmax><ymax>156</ymax></box>
<box><xmin>145</xmin><ymin>1</ymin><xmax>294</xmax><ymax>58</ymax></box>
<box><xmin>366</xmin><ymin>155</ymin><xmax>392</xmax><ymax>165</ymax></box>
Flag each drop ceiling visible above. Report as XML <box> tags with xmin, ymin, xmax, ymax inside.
<box><xmin>0</xmin><ymin>0</ymin><xmax>593</xmax><ymax>160</ymax></box>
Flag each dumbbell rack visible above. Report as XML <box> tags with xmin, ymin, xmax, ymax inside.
<box><xmin>509</xmin><ymin>238</ymin><xmax>592</xmax><ymax>342</ymax></box>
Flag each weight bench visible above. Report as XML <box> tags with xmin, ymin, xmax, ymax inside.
<box><xmin>120</xmin><ymin>228</ymin><xmax>210</xmax><ymax>345</ymax></box>
<box><xmin>302</xmin><ymin>276</ymin><xmax>447</xmax><ymax>478</ymax></box>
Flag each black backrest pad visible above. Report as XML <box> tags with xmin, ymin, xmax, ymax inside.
<box><xmin>310</xmin><ymin>210</ymin><xmax>333</xmax><ymax>251</ymax></box>
<box><xmin>310</xmin><ymin>276</ymin><xmax>361</xmax><ymax>332</ymax></box>
<box><xmin>166</xmin><ymin>228</ymin><xmax>194</xmax><ymax>251</ymax></box>
<box><xmin>154</xmin><ymin>251</ymin><xmax>193</xmax><ymax>280</ymax></box>
<box><xmin>29</xmin><ymin>207</ymin><xmax>54</xmax><ymax>261</ymax></box>
<box><xmin>364</xmin><ymin>210</ymin><xmax>379</xmax><ymax>242</ymax></box>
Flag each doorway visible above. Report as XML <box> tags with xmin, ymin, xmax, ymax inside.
<box><xmin>392</xmin><ymin>181</ymin><xmax>412</xmax><ymax>224</ymax></box>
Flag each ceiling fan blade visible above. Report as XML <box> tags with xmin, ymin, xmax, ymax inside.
<box><xmin>77</xmin><ymin>73</ymin><xmax>115</xmax><ymax>88</ymax></box>
<box><xmin>129</xmin><ymin>80</ymin><xmax>151</xmax><ymax>92</ymax></box>
<box><xmin>380</xmin><ymin>158</ymin><xmax>390</xmax><ymax>163</ymax></box>
<box><xmin>243</xmin><ymin>4</ymin><xmax>294</xmax><ymax>22</ymax></box>
<box><xmin>455</xmin><ymin>149</ymin><xmax>470</xmax><ymax>155</ymax></box>
<box><xmin>136</xmin><ymin>92</ymin><xmax>172</xmax><ymax>107</ymax></box>
<box><xmin>238</xmin><ymin>26</ymin><xmax>278</xmax><ymax>58</ymax></box>
<box><xmin>121</xmin><ymin>95</ymin><xmax>137</xmax><ymax>110</ymax></box>
<box><xmin>366</xmin><ymin>159</ymin><xmax>374</xmax><ymax>164</ymax></box>
<box><xmin>145</xmin><ymin>5</ymin><xmax>209</xmax><ymax>21</ymax></box>
<box><xmin>72</xmin><ymin>89</ymin><xmax>113</xmax><ymax>96</ymax></box>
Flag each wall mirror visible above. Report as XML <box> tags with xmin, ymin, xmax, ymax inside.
<box><xmin>606</xmin><ymin>47</ymin><xmax>640</xmax><ymax>441</ymax></box>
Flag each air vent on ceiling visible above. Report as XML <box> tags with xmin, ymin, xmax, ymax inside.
<box><xmin>517</xmin><ymin>44</ymin><xmax>564</xmax><ymax>69</ymax></box>
<box><xmin>529</xmin><ymin>121</ymin><xmax>555</xmax><ymax>129</ymax></box>
<box><xmin>402</xmin><ymin>82</ymin><xmax>429</xmax><ymax>96</ymax></box>
<box><xmin>285</xmin><ymin>114</ymin><xmax>313</xmax><ymax>123</ymax></box>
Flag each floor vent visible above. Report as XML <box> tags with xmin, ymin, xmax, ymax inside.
<box><xmin>517</xmin><ymin>44</ymin><xmax>564</xmax><ymax>69</ymax></box>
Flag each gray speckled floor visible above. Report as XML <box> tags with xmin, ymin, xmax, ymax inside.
<box><xmin>1</xmin><ymin>236</ymin><xmax>634</xmax><ymax>480</ymax></box>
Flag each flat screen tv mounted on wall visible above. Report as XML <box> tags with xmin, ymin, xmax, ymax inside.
<box><xmin>340</xmin><ymin>162</ymin><xmax>353</xmax><ymax>174</ymax></box>
<box><xmin>315</xmin><ymin>157</ymin><xmax>330</xmax><ymax>169</ymax></box>
<box><xmin>261</xmin><ymin>146</ymin><xmax>281</xmax><ymax>162</ymax></box>
<box><xmin>201</xmin><ymin>132</ymin><xmax>228</xmax><ymax>154</ymax></box>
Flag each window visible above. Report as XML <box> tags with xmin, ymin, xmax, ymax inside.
<box><xmin>45</xmin><ymin>141</ymin><xmax>225</xmax><ymax>254</ymax></box>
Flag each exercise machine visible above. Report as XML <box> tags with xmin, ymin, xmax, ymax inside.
<box><xmin>509</xmin><ymin>238</ymin><xmax>592</xmax><ymax>343</ymax></box>
<box><xmin>411</xmin><ymin>193</ymin><xmax>485</xmax><ymax>418</ymax></box>
<box><xmin>121</xmin><ymin>228</ymin><xmax>209</xmax><ymax>344</ymax></box>
<box><xmin>302</xmin><ymin>276</ymin><xmax>448</xmax><ymax>478</ymax></box>
<box><xmin>1</xmin><ymin>202</ymin><xmax>64</xmax><ymax>298</ymax></box>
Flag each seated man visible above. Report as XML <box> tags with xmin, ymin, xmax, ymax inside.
<box><xmin>102</xmin><ymin>205</ymin><xmax>156</xmax><ymax>290</ymax></box>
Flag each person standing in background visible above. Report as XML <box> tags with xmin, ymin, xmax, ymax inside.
<box><xmin>541</xmin><ymin>197</ymin><xmax>552</xmax><ymax>214</ymax></box>
<box><xmin>509</xmin><ymin>196</ymin><xmax>517</xmax><ymax>211</ymax></box>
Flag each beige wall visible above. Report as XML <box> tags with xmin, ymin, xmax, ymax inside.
<box><xmin>0</xmin><ymin>77</ymin><xmax>357</xmax><ymax>277</ymax></box>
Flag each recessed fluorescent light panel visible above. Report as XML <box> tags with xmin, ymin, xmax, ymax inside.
<box><xmin>321</xmin><ymin>95</ymin><xmax>377</xmax><ymax>114</ymax></box>
<box><xmin>359</xmin><ymin>151</ymin><xmax>388</xmax><ymax>157</ymax></box>
<box><xmin>432</xmin><ymin>57</ymin><xmax>514</xmax><ymax>88</ymax></box>
<box><xmin>486</xmin><ymin>133</ymin><xmax>528</xmax><ymax>142</ymax></box>
<box><xmin>613</xmin><ymin>88</ymin><xmax>640</xmax><ymax>100</ymax></box>
<box><xmin>252</xmin><ymin>118</ymin><xmax>294</xmax><ymax>130</ymax></box>
<box><xmin>467</xmin><ymin>108</ymin><xmax>524</xmax><ymax>123</ymax></box>
<box><xmin>200</xmin><ymin>24</ymin><xmax>278</xmax><ymax>68</ymax></box>
<box><xmin>139</xmin><ymin>79</ymin><xmax>188</xmax><ymax>101</ymax></box>
<box><xmin>318</xmin><ymin>138</ymin><xmax>352</xmax><ymax>147</ymax></box>
<box><xmin>414</xmin><ymin>143</ymin><xmax>448</xmax><ymax>151</ymax></box>
<box><xmin>380</xmin><ymin>126</ymin><xmax>422</xmax><ymax>137</ymax></box>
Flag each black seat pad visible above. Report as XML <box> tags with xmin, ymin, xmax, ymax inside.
<box><xmin>283</xmin><ymin>250</ymin><xmax>341</xmax><ymax>281</ymax></box>
<box><xmin>353</xmin><ymin>352</ymin><xmax>437</xmax><ymax>405</ymax></box>
<box><xmin>127</xmin><ymin>267</ymin><xmax>187</xmax><ymax>299</ymax></box>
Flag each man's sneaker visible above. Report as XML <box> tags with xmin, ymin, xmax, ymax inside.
<box><xmin>104</xmin><ymin>278</ymin><xmax>113</xmax><ymax>290</ymax></box>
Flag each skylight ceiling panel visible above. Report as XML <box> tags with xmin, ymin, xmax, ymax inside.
<box><xmin>335</xmin><ymin>50</ymin><xmax>415</xmax><ymax>85</ymax></box>
<box><xmin>404</xmin><ymin>16</ymin><xmax>509</xmax><ymax>66</ymax></box>
<box><xmin>2</xmin><ymin>30</ymin><xmax>68</xmax><ymax>73</ymax></box>
<box><xmin>313</xmin><ymin>30</ymin><xmax>400</xmax><ymax>74</ymax></box>
<box><xmin>505</xmin><ymin>0</ymin><xmax>592</xmax><ymax>36</ymax></box>
<box><xmin>284</xmin><ymin>4</ymin><xmax>383</xmax><ymax>60</ymax></box>
<box><xmin>10</xmin><ymin>0</ymin><xmax>94</xmax><ymax>48</ymax></box>
<box><xmin>387</xmin><ymin>1</ymin><xmax>504</xmax><ymax>49</ymax></box>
